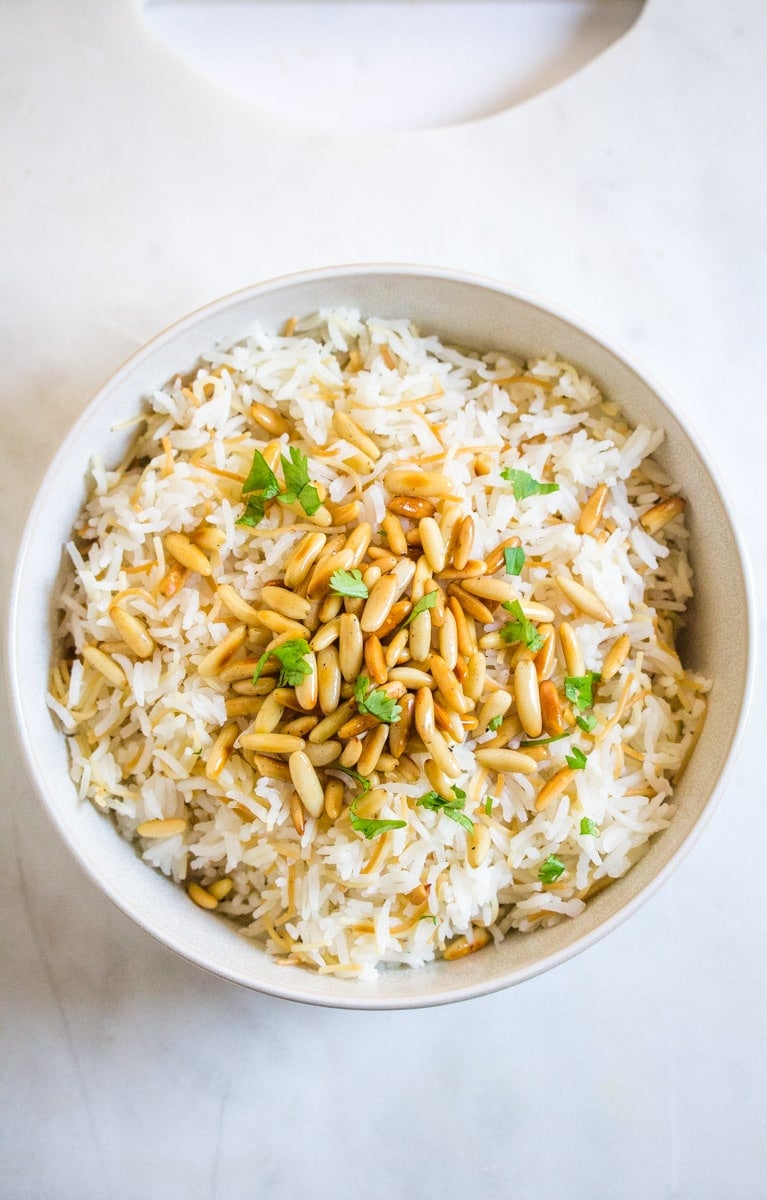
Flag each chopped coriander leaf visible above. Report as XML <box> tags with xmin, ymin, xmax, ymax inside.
<box><xmin>566</xmin><ymin>746</ymin><xmax>588</xmax><ymax>770</ymax></box>
<box><xmin>354</xmin><ymin>675</ymin><xmax>402</xmax><ymax>724</ymax></box>
<box><xmin>417</xmin><ymin>786</ymin><xmax>474</xmax><ymax>832</ymax></box>
<box><xmin>487</xmin><ymin>714</ymin><xmax>503</xmax><ymax>732</ymax></box>
<box><xmin>519</xmin><ymin>731</ymin><xmax>571</xmax><ymax>747</ymax></box>
<box><xmin>580</xmin><ymin>817</ymin><xmax>600</xmax><ymax>837</ymax></box>
<box><xmin>576</xmin><ymin>713</ymin><xmax>598</xmax><ymax>733</ymax></box>
<box><xmin>277</xmin><ymin>446</ymin><xmax>321</xmax><ymax>516</ymax></box>
<box><xmin>400</xmin><ymin>589</ymin><xmax>439</xmax><ymax>628</ymax></box>
<box><xmin>500</xmin><ymin>599</ymin><xmax>544</xmax><ymax>652</ymax></box>
<box><xmin>242</xmin><ymin>449</ymin><xmax>280</xmax><ymax>497</ymax></box>
<box><xmin>236</xmin><ymin>496</ymin><xmax>268</xmax><ymax>527</ymax></box>
<box><xmin>329</xmin><ymin>764</ymin><xmax>371</xmax><ymax>793</ymax></box>
<box><xmin>484</xmin><ymin>796</ymin><xmax>494</xmax><ymax>816</ymax></box>
<box><xmin>503</xmin><ymin>546</ymin><xmax>526</xmax><ymax>576</ymax></box>
<box><xmin>564</xmin><ymin>672</ymin><xmax>601</xmax><ymax>711</ymax></box>
<box><xmin>538</xmin><ymin>854</ymin><xmax>566</xmax><ymax>883</ymax></box>
<box><xmin>349</xmin><ymin>797</ymin><xmax>406</xmax><ymax>840</ymax></box>
<box><xmin>329</xmin><ymin>568</ymin><xmax>368</xmax><ymax>599</ymax></box>
<box><xmin>378</xmin><ymin>527</ymin><xmax>388</xmax><ymax>540</ymax></box>
<box><xmin>252</xmin><ymin>638</ymin><xmax>313</xmax><ymax>687</ymax></box>
<box><xmin>501</xmin><ymin>468</ymin><xmax>559</xmax><ymax>501</ymax></box>
<box><xmin>419</xmin><ymin>913</ymin><xmax>438</xmax><ymax>925</ymax></box>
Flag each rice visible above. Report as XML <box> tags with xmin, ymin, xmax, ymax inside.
<box><xmin>48</xmin><ymin>309</ymin><xmax>708</xmax><ymax>979</ymax></box>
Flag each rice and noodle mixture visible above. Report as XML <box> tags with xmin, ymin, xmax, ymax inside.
<box><xmin>49</xmin><ymin>310</ymin><xmax>708</xmax><ymax>977</ymax></box>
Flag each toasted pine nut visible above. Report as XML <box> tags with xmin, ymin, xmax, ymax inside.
<box><xmin>410</xmin><ymin>554</ymin><xmax>431</xmax><ymax>604</ymax></box>
<box><xmin>289</xmin><ymin>790</ymin><xmax>306</xmax><ymax>835</ymax></box>
<box><xmin>602</xmin><ymin>633</ymin><xmax>631</xmax><ymax>681</ymax></box>
<box><xmin>409</xmin><ymin>609</ymin><xmax>432</xmax><ymax>663</ymax></box>
<box><xmin>294</xmin><ymin>650</ymin><xmax>318</xmax><ymax>710</ymax></box>
<box><xmin>239</xmin><ymin>732</ymin><xmax>305</xmax><ymax>754</ymax></box>
<box><xmin>438</xmin><ymin>608</ymin><xmax>458</xmax><ymax>670</ymax></box>
<box><xmin>250</xmin><ymin>400</ymin><xmax>289</xmax><ymax>435</ymax></box>
<box><xmin>407</xmin><ymin>883</ymin><xmax>429</xmax><ymax>906</ymax></box>
<box><xmin>388</xmin><ymin>667</ymin><xmax>434</xmax><ymax>690</ymax></box>
<box><xmin>443</xmin><ymin>927</ymin><xmax>491</xmax><ymax>960</ymax></box>
<box><xmin>388</xmin><ymin>692</ymin><xmax>414</xmax><ymax>759</ymax></box>
<box><xmin>136</xmin><ymin>818</ymin><xmax>187</xmax><ymax>838</ymax></box>
<box><xmin>449</xmin><ymin>585</ymin><xmax>494</xmax><ymax>625</ymax></box>
<box><xmin>316</xmin><ymin>645</ymin><xmax>342</xmax><ymax>714</ymax></box>
<box><xmin>539</xmin><ymin>679</ymin><xmax>565</xmax><ymax>736</ymax></box>
<box><xmin>159</xmin><ymin>560</ymin><xmax>188</xmax><ymax>598</ymax></box>
<box><xmin>281</xmin><ymin>715</ymin><xmax>318</xmax><ymax>736</ymax></box>
<box><xmin>381</xmin><ymin>513</ymin><xmax>407</xmax><ymax>556</ymax></box>
<box><xmin>414</xmin><ymin>686</ymin><xmax>436</xmax><ymax>743</ymax></box>
<box><xmin>387</xmin><ymin>495</ymin><xmax>435</xmax><ymax>519</ymax></box>
<box><xmin>260</xmin><ymin>586</ymin><xmax>312</xmax><ymax>621</ymax></box>
<box><xmin>534</xmin><ymin>624</ymin><xmax>556</xmax><ymax>681</ymax></box>
<box><xmin>306</xmin><ymin>548</ymin><xmax>355</xmax><ymax>599</ymax></box>
<box><xmin>555</xmin><ymin>575</ymin><xmax>613</xmax><ymax>625</ymax></box>
<box><xmin>319</xmin><ymin>593</ymin><xmax>344</xmax><ymax>622</ymax></box>
<box><xmin>333</xmin><ymin>410</ymin><xmax>381</xmax><ymax>461</ymax></box>
<box><xmin>473</xmin><ymin>453</ymin><xmax>493</xmax><ymax>476</ymax></box>
<box><xmin>373</xmin><ymin>599</ymin><xmax>411</xmax><ymax>640</ymax></box>
<box><xmin>475</xmin><ymin>747</ymin><xmax>538</xmax><ymax>774</ymax></box>
<box><xmin>559</xmin><ymin>622</ymin><xmax>585</xmax><ymax>678</ymax></box>
<box><xmin>452</xmin><ymin>515</ymin><xmax>474</xmax><ymax>571</ymax></box>
<box><xmin>385</xmin><ymin>628</ymin><xmax>409</xmax><ymax>670</ymax></box>
<box><xmin>192</xmin><ymin>526</ymin><xmax>226</xmax><ymax>552</ymax></box>
<box><xmin>164</xmin><ymin>532</ymin><xmax>212</xmax><ymax>577</ymax></box>
<box><xmin>207</xmin><ymin>877</ymin><xmax>233</xmax><ymax>901</ymax></box>
<box><xmin>440</xmin><ymin>561</ymin><xmax>488</xmax><ymax>581</ymax></box>
<box><xmin>198</xmin><ymin>625</ymin><xmax>249</xmax><ymax>677</ymax></box>
<box><xmin>535</xmin><ymin>767</ymin><xmax>575</xmax><ymax>812</ymax></box>
<box><xmin>519</xmin><ymin>601</ymin><xmax>555</xmax><ymax>623</ymax></box>
<box><xmin>324</xmin><ymin>778</ymin><xmax>345</xmax><ymax>820</ymax></box>
<box><xmin>384</xmin><ymin>469</ymin><xmax>455</xmax><ymax>498</ymax></box>
<box><xmin>449</xmin><ymin>596</ymin><xmax>477</xmax><ymax>656</ymax></box>
<box><xmin>476</xmin><ymin>690</ymin><xmax>512</xmax><ymax>735</ymax></box>
<box><xmin>251</xmin><ymin>754</ymin><xmax>292</xmax><ymax>782</ymax></box>
<box><xmin>434</xmin><ymin>702</ymin><xmax>464</xmax><ymax>743</ymax></box>
<box><xmin>424</xmin><ymin>757</ymin><xmax>457</xmax><ymax>800</ymax></box>
<box><xmin>357</xmin><ymin>724</ymin><xmax>389</xmax><ymax>776</ymax></box>
<box><xmin>205</xmin><ymin>722</ymin><xmax>239</xmax><ymax>780</ymax></box>
<box><xmin>308</xmin><ymin>701</ymin><xmax>355</xmax><ymax>743</ymax></box>
<box><xmin>639</xmin><ymin>495</ymin><xmax>685</xmax><ymax>534</ymax></box>
<box><xmin>82</xmin><ymin>645</ymin><xmax>126</xmax><ymax>687</ymax></box>
<box><xmin>332</xmin><ymin>500</ymin><xmax>362</xmax><ymax>526</ymax></box>
<box><xmin>352</xmin><ymin>785</ymin><xmax>391</xmax><ymax>819</ymax></box>
<box><xmin>311</xmin><ymin>618</ymin><xmax>341</xmax><ymax>651</ymax></box>
<box><xmin>484</xmin><ymin>535</ymin><xmax>521</xmax><ymax>575</ymax></box>
<box><xmin>429</xmin><ymin>654</ymin><xmax>470</xmax><ymax>714</ymax></box>
<box><xmin>303</xmin><ymin>741</ymin><xmax>342</xmax><ymax>767</ymax></box>
<box><xmin>214</xmin><ymin>583</ymin><xmax>260</xmax><ymax>625</ymax></box>
<box><xmin>396</xmin><ymin>754</ymin><xmax>422</xmax><ymax>784</ymax></box>
<box><xmin>110</xmin><ymin>605</ymin><xmax>155</xmax><ymax>659</ymax></box>
<box><xmin>224</xmin><ymin>697</ymin><xmax>262</xmax><ymax>717</ymax></box>
<box><xmin>467</xmin><ymin>824</ymin><xmax>491</xmax><ymax>868</ymax></box>
<box><xmin>231</xmin><ymin>676</ymin><xmax>276</xmax><ymax>697</ymax></box>
<box><xmin>288</xmin><ymin>751</ymin><xmax>325</xmax><ymax>818</ymax></box>
<box><xmin>339</xmin><ymin>737</ymin><xmax>363</xmax><ymax>767</ymax></box>
<box><xmin>338</xmin><ymin>713</ymin><xmax>379</xmax><ymax>739</ymax></box>
<box><xmin>577</xmin><ymin>483</ymin><xmax>608</xmax><ymax>535</ymax></box>
<box><xmin>462</xmin><ymin>576</ymin><xmax>517</xmax><ymax>604</ymax></box>
<box><xmin>188</xmin><ymin>882</ymin><xmax>218</xmax><ymax>910</ymax></box>
<box><xmin>428</xmin><ymin>729</ymin><xmax>461</xmax><ymax>778</ymax></box>
<box><xmin>420</xmin><ymin>517</ymin><xmax>447</xmax><ymax>573</ymax></box>
<box><xmin>463</xmin><ymin>650</ymin><xmax>486</xmax><ymax>702</ymax></box>
<box><xmin>283</xmin><ymin>531</ymin><xmax>327</xmax><ymax>588</ymax></box>
<box><xmin>339</xmin><ymin>613</ymin><xmax>364</xmax><ymax>681</ymax></box>
<box><xmin>255</xmin><ymin>610</ymin><xmax>308</xmax><ymax>638</ymax></box>
<box><xmin>361</xmin><ymin>573</ymin><xmax>398</xmax><ymax>633</ymax></box>
<box><xmin>363</xmin><ymin>635</ymin><xmax>387</xmax><ymax>685</ymax></box>
<box><xmin>362</xmin><ymin>563</ymin><xmax>383</xmax><ymax>592</ymax></box>
<box><xmin>515</xmin><ymin>658</ymin><xmax>542</xmax><ymax>737</ymax></box>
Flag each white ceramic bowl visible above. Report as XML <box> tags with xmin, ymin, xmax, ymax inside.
<box><xmin>7</xmin><ymin>266</ymin><xmax>755</xmax><ymax>1008</ymax></box>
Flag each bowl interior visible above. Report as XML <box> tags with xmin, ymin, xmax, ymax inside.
<box><xmin>7</xmin><ymin>267</ymin><xmax>753</xmax><ymax>1008</ymax></box>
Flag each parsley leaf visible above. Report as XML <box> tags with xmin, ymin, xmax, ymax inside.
<box><xmin>349</xmin><ymin>796</ymin><xmax>406</xmax><ymax>840</ymax></box>
<box><xmin>487</xmin><ymin>714</ymin><xmax>503</xmax><ymax>732</ymax></box>
<box><xmin>519</xmin><ymin>731</ymin><xmax>571</xmax><ymax>747</ymax></box>
<box><xmin>236</xmin><ymin>495</ymin><xmax>268</xmax><ymax>527</ymax></box>
<box><xmin>354</xmin><ymin>676</ymin><xmax>402</xmax><ymax>724</ymax></box>
<box><xmin>277</xmin><ymin>446</ymin><xmax>321</xmax><ymax>516</ymax></box>
<box><xmin>242</xmin><ymin>450</ymin><xmax>280</xmax><ymax>497</ymax></box>
<box><xmin>564</xmin><ymin>673</ymin><xmax>601</xmax><ymax>711</ymax></box>
<box><xmin>580</xmin><ymin>817</ymin><xmax>600</xmax><ymax>837</ymax></box>
<box><xmin>499</xmin><ymin>600</ymin><xmax>544</xmax><ymax>652</ymax></box>
<box><xmin>503</xmin><ymin>546</ymin><xmax>526</xmax><ymax>576</ymax></box>
<box><xmin>484</xmin><ymin>796</ymin><xmax>494</xmax><ymax>816</ymax></box>
<box><xmin>566</xmin><ymin>746</ymin><xmax>588</xmax><ymax>770</ymax></box>
<box><xmin>576</xmin><ymin>713</ymin><xmax>598</xmax><ymax>733</ymax></box>
<box><xmin>417</xmin><ymin>785</ymin><xmax>474</xmax><ymax>832</ymax></box>
<box><xmin>329</xmin><ymin>764</ymin><xmax>371</xmax><ymax>793</ymax></box>
<box><xmin>538</xmin><ymin>854</ymin><xmax>566</xmax><ymax>883</ymax></box>
<box><xmin>252</xmin><ymin>638</ymin><xmax>313</xmax><ymax>687</ymax></box>
<box><xmin>501</xmin><ymin>468</ymin><xmax>559</xmax><ymax>500</ymax></box>
<box><xmin>329</xmin><ymin>568</ymin><xmax>368</xmax><ymax>599</ymax></box>
<box><xmin>400</xmin><ymin>589</ymin><xmax>439</xmax><ymax>629</ymax></box>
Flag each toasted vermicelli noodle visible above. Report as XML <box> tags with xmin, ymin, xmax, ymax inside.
<box><xmin>49</xmin><ymin>310</ymin><xmax>708</xmax><ymax>978</ymax></box>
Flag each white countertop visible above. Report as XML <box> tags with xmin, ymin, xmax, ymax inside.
<box><xmin>2</xmin><ymin>2</ymin><xmax>765</xmax><ymax>1196</ymax></box>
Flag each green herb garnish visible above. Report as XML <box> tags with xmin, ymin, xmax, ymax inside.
<box><xmin>417</xmin><ymin>785</ymin><xmax>474</xmax><ymax>832</ymax></box>
<box><xmin>329</xmin><ymin>764</ymin><xmax>371</xmax><ymax>793</ymax></box>
<box><xmin>519</xmin><ymin>731</ymin><xmax>571</xmax><ymax>747</ymax></box>
<box><xmin>237</xmin><ymin>445</ymin><xmax>320</xmax><ymax>525</ymax></box>
<box><xmin>400</xmin><ymin>589</ymin><xmax>439</xmax><ymax>629</ymax></box>
<box><xmin>487</xmin><ymin>714</ymin><xmax>503</xmax><ymax>733</ymax></box>
<box><xmin>277</xmin><ymin>446</ymin><xmax>321</xmax><ymax>516</ymax></box>
<box><xmin>564</xmin><ymin>672</ymin><xmax>601</xmax><ymax>711</ymax></box>
<box><xmin>501</xmin><ymin>468</ymin><xmax>559</xmax><ymax>500</ymax></box>
<box><xmin>354</xmin><ymin>676</ymin><xmax>402</xmax><ymax>724</ymax></box>
<box><xmin>484</xmin><ymin>796</ymin><xmax>494</xmax><ymax>816</ymax></box>
<box><xmin>252</xmin><ymin>638</ymin><xmax>313</xmax><ymax>687</ymax></box>
<box><xmin>503</xmin><ymin>546</ymin><xmax>526</xmax><ymax>576</ymax></box>
<box><xmin>499</xmin><ymin>600</ymin><xmax>544</xmax><ymax>652</ymax></box>
<box><xmin>538</xmin><ymin>855</ymin><xmax>566</xmax><ymax>883</ymax></box>
<box><xmin>580</xmin><ymin>817</ymin><xmax>600</xmax><ymax>837</ymax></box>
<box><xmin>349</xmin><ymin>797</ymin><xmax>406</xmax><ymax>840</ymax></box>
<box><xmin>329</xmin><ymin>568</ymin><xmax>368</xmax><ymax>599</ymax></box>
<box><xmin>566</xmin><ymin>746</ymin><xmax>588</xmax><ymax>770</ymax></box>
<box><xmin>576</xmin><ymin>713</ymin><xmax>598</xmax><ymax>733</ymax></box>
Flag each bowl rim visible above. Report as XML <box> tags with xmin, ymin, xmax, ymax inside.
<box><xmin>5</xmin><ymin>262</ymin><xmax>758</xmax><ymax>1008</ymax></box>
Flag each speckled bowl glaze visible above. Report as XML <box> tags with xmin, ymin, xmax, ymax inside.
<box><xmin>7</xmin><ymin>266</ymin><xmax>756</xmax><ymax>1008</ymax></box>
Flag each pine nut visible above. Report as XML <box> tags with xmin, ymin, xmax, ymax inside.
<box><xmin>462</xmin><ymin>576</ymin><xmax>517</xmax><ymax>603</ymax></box>
<box><xmin>463</xmin><ymin>650</ymin><xmax>486</xmax><ymax>701</ymax></box>
<box><xmin>310</xmin><ymin>618</ymin><xmax>341</xmax><ymax>651</ymax></box>
<box><xmin>467</xmin><ymin>824</ymin><xmax>491</xmax><ymax>868</ymax></box>
<box><xmin>207</xmin><ymin>877</ymin><xmax>233</xmax><ymax>901</ymax></box>
<box><xmin>420</xmin><ymin>517</ymin><xmax>447</xmax><ymax>573</ymax></box>
<box><xmin>332</xmin><ymin>500</ymin><xmax>362</xmax><ymax>525</ymax></box>
<box><xmin>449</xmin><ymin>585</ymin><xmax>494</xmax><ymax>625</ymax></box>
<box><xmin>385</xmin><ymin>628</ymin><xmax>410</xmax><ymax>670</ymax></box>
<box><xmin>577</xmin><ymin>483</ymin><xmax>608</xmax><ymax>535</ymax></box>
<box><xmin>205</xmin><ymin>723</ymin><xmax>239</xmax><ymax>780</ymax></box>
<box><xmin>396</xmin><ymin>755</ymin><xmax>421</xmax><ymax>784</ymax></box>
<box><xmin>515</xmin><ymin>658</ymin><xmax>542</xmax><ymax>737</ymax></box>
<box><xmin>476</xmin><ymin>690</ymin><xmax>512</xmax><ymax>735</ymax></box>
<box><xmin>429</xmin><ymin>654</ymin><xmax>470</xmax><ymax>714</ymax></box>
<box><xmin>381</xmin><ymin>513</ymin><xmax>407</xmax><ymax>556</ymax></box>
<box><xmin>409</xmin><ymin>609</ymin><xmax>432</xmax><ymax>663</ymax></box>
<box><xmin>188</xmin><ymin>882</ymin><xmax>218</xmax><ymax>910</ymax></box>
<box><xmin>317</xmin><ymin>645</ymin><xmax>342</xmax><ymax>714</ymax></box>
<box><xmin>333</xmin><ymin>410</ymin><xmax>381</xmax><ymax>461</ymax></box>
<box><xmin>374</xmin><ymin>599</ymin><xmax>412</xmax><ymax>639</ymax></box>
<box><xmin>251</xmin><ymin>754</ymin><xmax>292</xmax><ymax>782</ymax></box>
<box><xmin>443</xmin><ymin>927</ymin><xmax>491</xmax><ymax>960</ymax></box>
<box><xmin>224</xmin><ymin>697</ymin><xmax>262</xmax><ymax>717</ymax></box>
<box><xmin>191</xmin><ymin>526</ymin><xmax>226</xmax><ymax>552</ymax></box>
<box><xmin>215</xmin><ymin>583</ymin><xmax>261</xmax><ymax>625</ymax></box>
<box><xmin>559</xmin><ymin>622</ymin><xmax>585</xmax><ymax>678</ymax></box>
<box><xmin>434</xmin><ymin>702</ymin><xmax>464</xmax><ymax>743</ymax></box>
<box><xmin>449</xmin><ymin>597</ymin><xmax>477</xmax><ymax>656</ymax></box>
<box><xmin>294</xmin><ymin>649</ymin><xmax>318</xmax><ymax>710</ymax></box>
<box><xmin>309</xmin><ymin>701</ymin><xmax>355</xmax><ymax>743</ymax></box>
<box><xmin>484</xmin><ymin>535</ymin><xmax>521</xmax><ymax>575</ymax></box>
<box><xmin>357</xmin><ymin>724</ymin><xmax>389</xmax><ymax>775</ymax></box>
<box><xmin>164</xmin><ymin>532</ymin><xmax>212</xmax><ymax>577</ymax></box>
<box><xmin>159</xmin><ymin>560</ymin><xmax>188</xmax><ymax>597</ymax></box>
<box><xmin>428</xmin><ymin>729</ymin><xmax>461</xmax><ymax>778</ymax></box>
<box><xmin>424</xmin><ymin>757</ymin><xmax>457</xmax><ymax>800</ymax></box>
<box><xmin>362</xmin><ymin>563</ymin><xmax>383</xmax><ymax>592</ymax></box>
<box><xmin>388</xmin><ymin>667</ymin><xmax>434</xmax><ymax>690</ymax></box>
<box><xmin>534</xmin><ymin>624</ymin><xmax>556</xmax><ymax>680</ymax></box>
<box><xmin>324</xmin><ymin>778</ymin><xmax>345</xmax><ymax>821</ymax></box>
<box><xmin>338</xmin><ymin>713</ymin><xmax>380</xmax><ymax>739</ymax></box>
<box><xmin>231</xmin><ymin>677</ymin><xmax>276</xmax><ymax>697</ymax></box>
<box><xmin>288</xmin><ymin>750</ymin><xmax>325</xmax><ymax>818</ymax></box>
<box><xmin>239</xmin><ymin>732</ymin><xmax>305</xmax><ymax>754</ymax></box>
<box><xmin>110</xmin><ymin>605</ymin><xmax>155</xmax><ymax>659</ymax></box>
<box><xmin>410</xmin><ymin>554</ymin><xmax>431</xmax><ymax>604</ymax></box>
<box><xmin>303</xmin><ymin>741</ymin><xmax>342</xmax><ymax>767</ymax></box>
<box><xmin>82</xmin><ymin>645</ymin><xmax>126</xmax><ymax>687</ymax></box>
<box><xmin>387</xmin><ymin>495</ymin><xmax>435</xmax><ymax>519</ymax></box>
<box><xmin>250</xmin><ymin>400</ymin><xmax>290</xmax><ymax>435</ymax></box>
<box><xmin>475</xmin><ymin>747</ymin><xmax>538</xmax><ymax>774</ymax></box>
<box><xmin>602</xmin><ymin>633</ymin><xmax>631</xmax><ymax>681</ymax></box>
<box><xmin>339</xmin><ymin>613</ymin><xmax>364</xmax><ymax>681</ymax></box>
<box><xmin>438</xmin><ymin>608</ymin><xmax>458</xmax><ymax>670</ymax></box>
<box><xmin>640</xmin><ymin>495</ymin><xmax>685</xmax><ymax>534</ymax></box>
<box><xmin>440</xmin><ymin>561</ymin><xmax>488</xmax><ymax>581</ymax></box>
<box><xmin>363</xmin><ymin>635</ymin><xmax>387</xmax><ymax>685</ymax></box>
<box><xmin>555</xmin><ymin>575</ymin><xmax>613</xmax><ymax>625</ymax></box>
<box><xmin>452</xmin><ymin>515</ymin><xmax>474</xmax><ymax>570</ymax></box>
<box><xmin>414</xmin><ymin>686</ymin><xmax>436</xmax><ymax>743</ymax></box>
<box><xmin>384</xmin><ymin>469</ymin><xmax>455</xmax><ymax>498</ymax></box>
<box><xmin>255</xmin><ymin>610</ymin><xmax>309</xmax><ymax>638</ymax></box>
<box><xmin>407</xmin><ymin>883</ymin><xmax>429</xmax><ymax>905</ymax></box>
<box><xmin>283</xmin><ymin>531</ymin><xmax>327</xmax><ymax>588</ymax></box>
<box><xmin>281</xmin><ymin>715</ymin><xmax>318</xmax><ymax>736</ymax></box>
<box><xmin>306</xmin><ymin>547</ymin><xmax>355</xmax><ymax>599</ymax></box>
<box><xmin>473</xmin><ymin>453</ymin><xmax>493</xmax><ymax>476</ymax></box>
<box><xmin>137</xmin><ymin>818</ymin><xmax>187</xmax><ymax>838</ymax></box>
<box><xmin>535</xmin><ymin>767</ymin><xmax>575</xmax><ymax>812</ymax></box>
<box><xmin>361</xmin><ymin>573</ymin><xmax>398</xmax><ymax>633</ymax></box>
<box><xmin>319</xmin><ymin>593</ymin><xmax>344</xmax><ymax>622</ymax></box>
<box><xmin>339</xmin><ymin>737</ymin><xmax>363</xmax><ymax>767</ymax></box>
<box><xmin>260</xmin><ymin>586</ymin><xmax>312</xmax><ymax>621</ymax></box>
<box><xmin>289</xmin><ymin>790</ymin><xmax>306</xmax><ymax>835</ymax></box>
<box><xmin>439</xmin><ymin>501</ymin><xmax>464</xmax><ymax>555</ymax></box>
<box><xmin>352</xmin><ymin>785</ymin><xmax>390</xmax><ymax>819</ymax></box>
<box><xmin>388</xmin><ymin>692</ymin><xmax>414</xmax><ymax>758</ymax></box>
<box><xmin>539</xmin><ymin>679</ymin><xmax>565</xmax><ymax>736</ymax></box>
<box><xmin>519</xmin><ymin>601</ymin><xmax>555</xmax><ymax>623</ymax></box>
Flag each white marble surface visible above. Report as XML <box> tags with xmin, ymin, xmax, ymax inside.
<box><xmin>2</xmin><ymin>1</ymin><xmax>765</xmax><ymax>1196</ymax></box>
